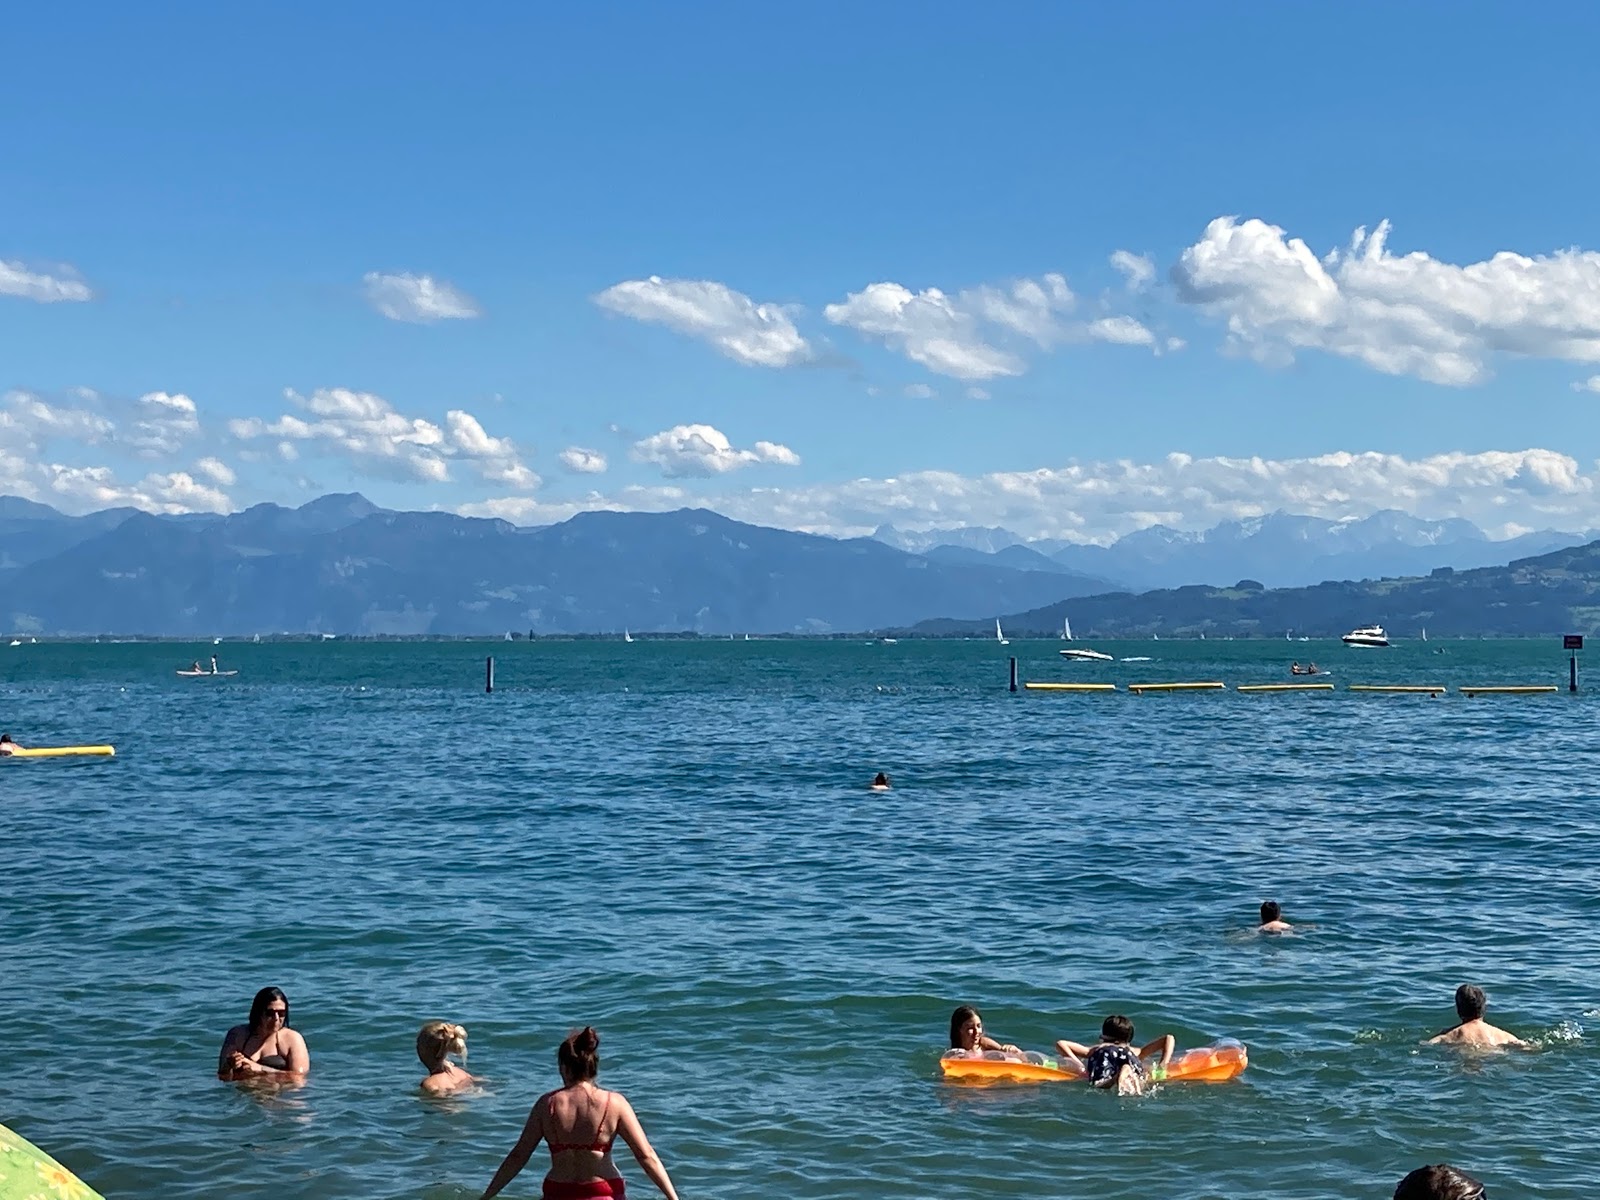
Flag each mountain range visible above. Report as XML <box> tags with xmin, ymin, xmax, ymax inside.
<box><xmin>913</xmin><ymin>538</ymin><xmax>1600</xmax><ymax>640</ymax></box>
<box><xmin>0</xmin><ymin>495</ymin><xmax>1119</xmax><ymax>636</ymax></box>
<box><xmin>5</xmin><ymin>494</ymin><xmax>1596</xmax><ymax>637</ymax></box>
<box><xmin>874</xmin><ymin>511</ymin><xmax>1594</xmax><ymax>591</ymax></box>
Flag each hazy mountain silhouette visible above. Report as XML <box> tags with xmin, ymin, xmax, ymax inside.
<box><xmin>876</xmin><ymin>509</ymin><xmax>1592</xmax><ymax>591</ymax></box>
<box><xmin>0</xmin><ymin>496</ymin><xmax>1120</xmax><ymax>636</ymax></box>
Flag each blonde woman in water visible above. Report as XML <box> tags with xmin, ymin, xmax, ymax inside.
<box><xmin>418</xmin><ymin>1021</ymin><xmax>475</xmax><ymax>1095</ymax></box>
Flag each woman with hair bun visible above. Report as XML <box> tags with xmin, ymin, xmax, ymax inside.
<box><xmin>481</xmin><ymin>1025</ymin><xmax>680</xmax><ymax>1200</ymax></box>
<box><xmin>417</xmin><ymin>1021</ymin><xmax>475</xmax><ymax>1095</ymax></box>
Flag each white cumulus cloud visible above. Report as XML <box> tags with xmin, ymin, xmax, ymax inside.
<box><xmin>594</xmin><ymin>276</ymin><xmax>812</xmax><ymax>368</ymax></box>
<box><xmin>228</xmin><ymin>387</ymin><xmax>535</xmax><ymax>488</ymax></box>
<box><xmin>43</xmin><ymin>465</ymin><xmax>231</xmax><ymax>514</ymax></box>
<box><xmin>823</xmin><ymin>281</ymin><xmax>1027</xmax><ymax>380</ymax></box>
<box><xmin>194</xmin><ymin>456</ymin><xmax>237</xmax><ymax>486</ymax></box>
<box><xmin>560</xmin><ymin>447</ymin><xmax>608</xmax><ymax>474</ymax></box>
<box><xmin>1175</xmin><ymin>216</ymin><xmax>1600</xmax><ymax>385</ymax></box>
<box><xmin>363</xmin><ymin>271</ymin><xmax>482</xmax><ymax>323</ymax></box>
<box><xmin>1110</xmin><ymin>250</ymin><xmax>1156</xmax><ymax>291</ymax></box>
<box><xmin>0</xmin><ymin>259</ymin><xmax>94</xmax><ymax>303</ymax></box>
<box><xmin>0</xmin><ymin>390</ymin><xmax>114</xmax><ymax>452</ymax></box>
<box><xmin>630</xmin><ymin>423</ymin><xmax>801</xmax><ymax>478</ymax></box>
<box><xmin>825</xmin><ymin>271</ymin><xmax>1154</xmax><ymax>380</ymax></box>
<box><xmin>464</xmin><ymin>447</ymin><xmax>1600</xmax><ymax>543</ymax></box>
<box><xmin>1087</xmin><ymin>316</ymin><xmax>1157</xmax><ymax>347</ymax></box>
<box><xmin>128</xmin><ymin>391</ymin><xmax>200</xmax><ymax>455</ymax></box>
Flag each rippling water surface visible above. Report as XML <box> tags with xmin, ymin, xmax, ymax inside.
<box><xmin>2</xmin><ymin>638</ymin><xmax>1597</xmax><ymax>1198</ymax></box>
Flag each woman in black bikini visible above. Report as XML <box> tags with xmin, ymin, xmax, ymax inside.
<box><xmin>217</xmin><ymin>986</ymin><xmax>310</xmax><ymax>1080</ymax></box>
<box><xmin>480</xmin><ymin>1025</ymin><xmax>679</xmax><ymax>1200</ymax></box>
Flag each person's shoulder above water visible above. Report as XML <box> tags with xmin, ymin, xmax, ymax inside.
<box><xmin>0</xmin><ymin>733</ymin><xmax>19</xmax><ymax>755</ymax></box>
<box><xmin>1426</xmin><ymin>983</ymin><xmax>1528</xmax><ymax>1048</ymax></box>
<box><xmin>947</xmin><ymin>1005</ymin><xmax>1020</xmax><ymax>1056</ymax></box>
<box><xmin>1258</xmin><ymin>899</ymin><xmax>1293</xmax><ymax>933</ymax></box>
<box><xmin>218</xmin><ymin>986</ymin><xmax>311</xmax><ymax>1080</ymax></box>
<box><xmin>1393</xmin><ymin>1162</ymin><xmax>1487</xmax><ymax>1199</ymax></box>
<box><xmin>418</xmin><ymin>1021</ymin><xmax>476</xmax><ymax>1094</ymax></box>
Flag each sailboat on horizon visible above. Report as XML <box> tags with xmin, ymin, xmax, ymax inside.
<box><xmin>624</xmin><ymin>628</ymin><xmax>634</xmax><ymax>643</ymax></box>
<box><xmin>995</xmin><ymin>619</ymin><xmax>1009</xmax><ymax>647</ymax></box>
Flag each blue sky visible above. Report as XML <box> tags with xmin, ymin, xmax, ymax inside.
<box><xmin>7</xmin><ymin>2</ymin><xmax>1600</xmax><ymax>541</ymax></box>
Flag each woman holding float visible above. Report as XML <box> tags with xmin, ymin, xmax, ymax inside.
<box><xmin>481</xmin><ymin>1025</ymin><xmax>679</xmax><ymax>1200</ymax></box>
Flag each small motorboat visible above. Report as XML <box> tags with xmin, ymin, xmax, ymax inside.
<box><xmin>1060</xmin><ymin>647</ymin><xmax>1115</xmax><ymax>661</ymax></box>
<box><xmin>1341</xmin><ymin>624</ymin><xmax>1390</xmax><ymax>648</ymax></box>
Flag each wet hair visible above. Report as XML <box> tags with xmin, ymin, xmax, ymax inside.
<box><xmin>1101</xmin><ymin>1014</ymin><xmax>1135</xmax><ymax>1044</ymax></box>
<box><xmin>949</xmin><ymin>1005</ymin><xmax>981</xmax><ymax>1048</ymax></box>
<box><xmin>248</xmin><ymin>986</ymin><xmax>289</xmax><ymax>1030</ymax></box>
<box><xmin>0</xmin><ymin>734</ymin><xmax>13</xmax><ymax>744</ymax></box>
<box><xmin>1260</xmin><ymin>900</ymin><xmax>1282</xmax><ymax>923</ymax></box>
<box><xmin>872</xmin><ymin>772</ymin><xmax>890</xmax><ymax>787</ymax></box>
<box><xmin>558</xmin><ymin>1025</ymin><xmax>601</xmax><ymax>1081</ymax></box>
<box><xmin>1393</xmin><ymin>1163</ymin><xmax>1486</xmax><ymax>1199</ymax></box>
<box><xmin>1454</xmin><ymin>983</ymin><xmax>1487</xmax><ymax>1021</ymax></box>
<box><xmin>417</xmin><ymin>1021</ymin><xmax>468</xmax><ymax>1068</ymax></box>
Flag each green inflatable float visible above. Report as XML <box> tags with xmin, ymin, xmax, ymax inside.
<box><xmin>0</xmin><ymin>1122</ymin><xmax>103</xmax><ymax>1200</ymax></box>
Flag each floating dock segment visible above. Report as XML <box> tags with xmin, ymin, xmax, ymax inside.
<box><xmin>8</xmin><ymin>745</ymin><xmax>116</xmax><ymax>758</ymax></box>
<box><xmin>1458</xmin><ymin>685</ymin><xmax>1560</xmax><ymax>696</ymax></box>
<box><xmin>1347</xmin><ymin>685</ymin><xmax>1445</xmax><ymax>694</ymax></box>
<box><xmin>1128</xmin><ymin>681</ymin><xmax>1227</xmax><ymax>694</ymax></box>
<box><xmin>1236</xmin><ymin>683</ymin><xmax>1335</xmax><ymax>693</ymax></box>
<box><xmin>1024</xmin><ymin>682</ymin><xmax>1118</xmax><ymax>692</ymax></box>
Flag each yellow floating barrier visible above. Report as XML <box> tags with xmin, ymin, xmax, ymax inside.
<box><xmin>1459</xmin><ymin>685</ymin><xmax>1560</xmax><ymax>696</ymax></box>
<box><xmin>1347</xmin><ymin>685</ymin><xmax>1445</xmax><ymax>694</ymax></box>
<box><xmin>1128</xmin><ymin>681</ymin><xmax>1226</xmax><ymax>694</ymax></box>
<box><xmin>1024</xmin><ymin>682</ymin><xmax>1118</xmax><ymax>692</ymax></box>
<box><xmin>1236</xmin><ymin>683</ymin><xmax>1335</xmax><ymax>693</ymax></box>
<box><xmin>8</xmin><ymin>745</ymin><xmax>116</xmax><ymax>758</ymax></box>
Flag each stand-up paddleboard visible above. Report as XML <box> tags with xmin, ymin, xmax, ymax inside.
<box><xmin>940</xmin><ymin>1039</ymin><xmax>1247</xmax><ymax>1085</ymax></box>
<box><xmin>176</xmin><ymin>669</ymin><xmax>239</xmax><ymax>677</ymax></box>
<box><xmin>7</xmin><ymin>745</ymin><xmax>115</xmax><ymax>759</ymax></box>
<box><xmin>0</xmin><ymin>1119</ymin><xmax>105</xmax><ymax>1198</ymax></box>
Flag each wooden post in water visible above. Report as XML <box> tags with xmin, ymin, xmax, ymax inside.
<box><xmin>486</xmin><ymin>655</ymin><xmax>495</xmax><ymax>694</ymax></box>
<box><xmin>1009</xmin><ymin>656</ymin><xmax>1018</xmax><ymax>693</ymax></box>
<box><xmin>1564</xmin><ymin>634</ymin><xmax>1583</xmax><ymax>693</ymax></box>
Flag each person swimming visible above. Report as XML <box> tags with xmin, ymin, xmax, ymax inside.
<box><xmin>870</xmin><ymin>771</ymin><xmax>891</xmax><ymax>791</ymax></box>
<box><xmin>217</xmin><ymin>986</ymin><xmax>311</xmax><ymax>1079</ymax></box>
<box><xmin>947</xmin><ymin>1005</ymin><xmax>1021</xmax><ymax>1056</ymax></box>
<box><xmin>1055</xmin><ymin>1014</ymin><xmax>1175</xmax><ymax>1095</ymax></box>
<box><xmin>418</xmin><ymin>1021</ymin><xmax>475</xmax><ymax>1095</ymax></box>
<box><xmin>0</xmin><ymin>734</ymin><xmax>19</xmax><ymax>756</ymax></box>
<box><xmin>480</xmin><ymin>1025</ymin><xmax>680</xmax><ymax>1199</ymax></box>
<box><xmin>1259</xmin><ymin>900</ymin><xmax>1293</xmax><ymax>933</ymax></box>
<box><xmin>1426</xmin><ymin>983</ymin><xmax>1527</xmax><ymax>1048</ymax></box>
<box><xmin>1393</xmin><ymin>1162</ymin><xmax>1487</xmax><ymax>1198</ymax></box>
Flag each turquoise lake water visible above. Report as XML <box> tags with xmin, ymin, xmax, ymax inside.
<box><xmin>2</xmin><ymin>637</ymin><xmax>1597</xmax><ymax>1198</ymax></box>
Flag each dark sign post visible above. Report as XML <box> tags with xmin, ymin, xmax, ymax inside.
<box><xmin>1564</xmin><ymin>634</ymin><xmax>1583</xmax><ymax>692</ymax></box>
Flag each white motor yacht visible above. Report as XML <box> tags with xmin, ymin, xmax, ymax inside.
<box><xmin>1059</xmin><ymin>648</ymin><xmax>1115</xmax><ymax>661</ymax></box>
<box><xmin>1059</xmin><ymin>613</ymin><xmax>1113</xmax><ymax>660</ymax></box>
<box><xmin>1341</xmin><ymin>624</ymin><xmax>1390</xmax><ymax>648</ymax></box>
